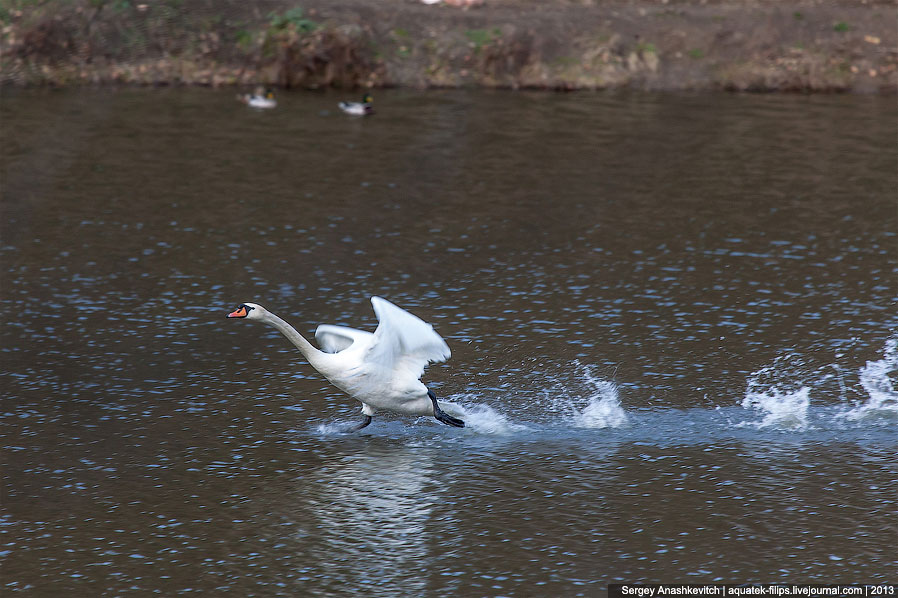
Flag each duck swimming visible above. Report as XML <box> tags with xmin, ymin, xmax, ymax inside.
<box><xmin>238</xmin><ymin>87</ymin><xmax>277</xmax><ymax>109</ymax></box>
<box><xmin>227</xmin><ymin>296</ymin><xmax>464</xmax><ymax>431</ymax></box>
<box><xmin>338</xmin><ymin>93</ymin><xmax>374</xmax><ymax>116</ymax></box>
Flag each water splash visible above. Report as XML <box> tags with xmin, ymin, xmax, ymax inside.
<box><xmin>445</xmin><ymin>401</ymin><xmax>527</xmax><ymax>434</ymax></box>
<box><xmin>571</xmin><ymin>379</ymin><xmax>629</xmax><ymax>429</ymax></box>
<box><xmin>443</xmin><ymin>362</ymin><xmax>629</xmax><ymax>432</ymax></box>
<box><xmin>740</xmin><ymin>353</ymin><xmax>811</xmax><ymax>430</ymax></box>
<box><xmin>840</xmin><ymin>337</ymin><xmax>898</xmax><ymax>422</ymax></box>
<box><xmin>741</xmin><ymin>386</ymin><xmax>811</xmax><ymax>430</ymax></box>
<box><xmin>542</xmin><ymin>362</ymin><xmax>629</xmax><ymax>429</ymax></box>
<box><xmin>315</xmin><ymin>420</ymin><xmax>364</xmax><ymax>435</ymax></box>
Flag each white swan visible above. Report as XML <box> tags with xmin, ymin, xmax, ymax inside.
<box><xmin>226</xmin><ymin>296</ymin><xmax>464</xmax><ymax>430</ymax></box>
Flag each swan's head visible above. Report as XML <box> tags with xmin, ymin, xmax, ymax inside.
<box><xmin>227</xmin><ymin>302</ymin><xmax>266</xmax><ymax>321</ymax></box>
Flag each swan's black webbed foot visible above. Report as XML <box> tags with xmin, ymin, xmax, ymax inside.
<box><xmin>436</xmin><ymin>410</ymin><xmax>465</xmax><ymax>428</ymax></box>
<box><xmin>427</xmin><ymin>390</ymin><xmax>465</xmax><ymax>428</ymax></box>
<box><xmin>345</xmin><ymin>415</ymin><xmax>372</xmax><ymax>432</ymax></box>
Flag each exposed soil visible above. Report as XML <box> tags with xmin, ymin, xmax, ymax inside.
<box><xmin>1</xmin><ymin>0</ymin><xmax>895</xmax><ymax>92</ymax></box>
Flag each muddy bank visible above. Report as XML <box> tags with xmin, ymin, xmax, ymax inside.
<box><xmin>1</xmin><ymin>0</ymin><xmax>896</xmax><ymax>92</ymax></box>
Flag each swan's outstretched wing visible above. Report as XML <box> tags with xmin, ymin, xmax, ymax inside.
<box><xmin>315</xmin><ymin>324</ymin><xmax>373</xmax><ymax>354</ymax></box>
<box><xmin>365</xmin><ymin>296</ymin><xmax>450</xmax><ymax>380</ymax></box>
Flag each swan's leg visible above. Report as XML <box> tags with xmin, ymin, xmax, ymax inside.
<box><xmin>427</xmin><ymin>390</ymin><xmax>465</xmax><ymax>428</ymax></box>
<box><xmin>344</xmin><ymin>404</ymin><xmax>376</xmax><ymax>432</ymax></box>
<box><xmin>345</xmin><ymin>415</ymin><xmax>372</xmax><ymax>432</ymax></box>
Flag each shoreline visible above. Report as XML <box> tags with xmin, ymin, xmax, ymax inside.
<box><xmin>1</xmin><ymin>0</ymin><xmax>896</xmax><ymax>93</ymax></box>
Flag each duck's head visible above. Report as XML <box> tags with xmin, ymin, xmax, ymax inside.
<box><xmin>227</xmin><ymin>302</ymin><xmax>265</xmax><ymax>321</ymax></box>
<box><xmin>265</xmin><ymin>89</ymin><xmax>275</xmax><ymax>99</ymax></box>
<box><xmin>362</xmin><ymin>93</ymin><xmax>373</xmax><ymax>104</ymax></box>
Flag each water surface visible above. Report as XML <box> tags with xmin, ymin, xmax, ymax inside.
<box><xmin>2</xmin><ymin>88</ymin><xmax>896</xmax><ymax>595</ymax></box>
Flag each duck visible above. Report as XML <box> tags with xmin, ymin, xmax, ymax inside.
<box><xmin>338</xmin><ymin>93</ymin><xmax>374</xmax><ymax>116</ymax></box>
<box><xmin>226</xmin><ymin>296</ymin><xmax>464</xmax><ymax>431</ymax></box>
<box><xmin>238</xmin><ymin>87</ymin><xmax>277</xmax><ymax>109</ymax></box>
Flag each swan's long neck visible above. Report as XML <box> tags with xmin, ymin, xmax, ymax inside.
<box><xmin>261</xmin><ymin>311</ymin><xmax>325</xmax><ymax>366</ymax></box>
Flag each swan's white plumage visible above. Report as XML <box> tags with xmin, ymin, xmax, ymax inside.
<box><xmin>230</xmin><ymin>296</ymin><xmax>452</xmax><ymax>419</ymax></box>
<box><xmin>365</xmin><ymin>296</ymin><xmax>451</xmax><ymax>379</ymax></box>
<box><xmin>315</xmin><ymin>324</ymin><xmax>372</xmax><ymax>354</ymax></box>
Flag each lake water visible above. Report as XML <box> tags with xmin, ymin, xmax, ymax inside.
<box><xmin>1</xmin><ymin>88</ymin><xmax>896</xmax><ymax>595</ymax></box>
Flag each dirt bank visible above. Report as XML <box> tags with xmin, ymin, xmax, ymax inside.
<box><xmin>1</xmin><ymin>0</ymin><xmax>895</xmax><ymax>92</ymax></box>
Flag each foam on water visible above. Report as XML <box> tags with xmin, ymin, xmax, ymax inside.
<box><xmin>840</xmin><ymin>337</ymin><xmax>898</xmax><ymax>422</ymax></box>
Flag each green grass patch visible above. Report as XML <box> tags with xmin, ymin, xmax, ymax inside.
<box><xmin>268</xmin><ymin>6</ymin><xmax>317</xmax><ymax>33</ymax></box>
<box><xmin>235</xmin><ymin>29</ymin><xmax>253</xmax><ymax>50</ymax></box>
<box><xmin>465</xmin><ymin>27</ymin><xmax>501</xmax><ymax>51</ymax></box>
<box><xmin>637</xmin><ymin>41</ymin><xmax>656</xmax><ymax>54</ymax></box>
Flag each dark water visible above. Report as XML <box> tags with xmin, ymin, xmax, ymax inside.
<box><xmin>1</xmin><ymin>88</ymin><xmax>896</xmax><ymax>595</ymax></box>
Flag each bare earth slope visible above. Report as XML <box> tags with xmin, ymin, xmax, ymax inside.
<box><xmin>2</xmin><ymin>0</ymin><xmax>895</xmax><ymax>92</ymax></box>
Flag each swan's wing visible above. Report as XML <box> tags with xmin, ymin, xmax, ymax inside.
<box><xmin>365</xmin><ymin>296</ymin><xmax>450</xmax><ymax>380</ymax></box>
<box><xmin>315</xmin><ymin>324</ymin><xmax>374</xmax><ymax>354</ymax></box>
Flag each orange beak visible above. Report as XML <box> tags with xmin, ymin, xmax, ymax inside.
<box><xmin>227</xmin><ymin>306</ymin><xmax>248</xmax><ymax>318</ymax></box>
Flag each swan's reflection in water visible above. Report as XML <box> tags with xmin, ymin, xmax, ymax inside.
<box><xmin>296</xmin><ymin>443</ymin><xmax>449</xmax><ymax>594</ymax></box>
